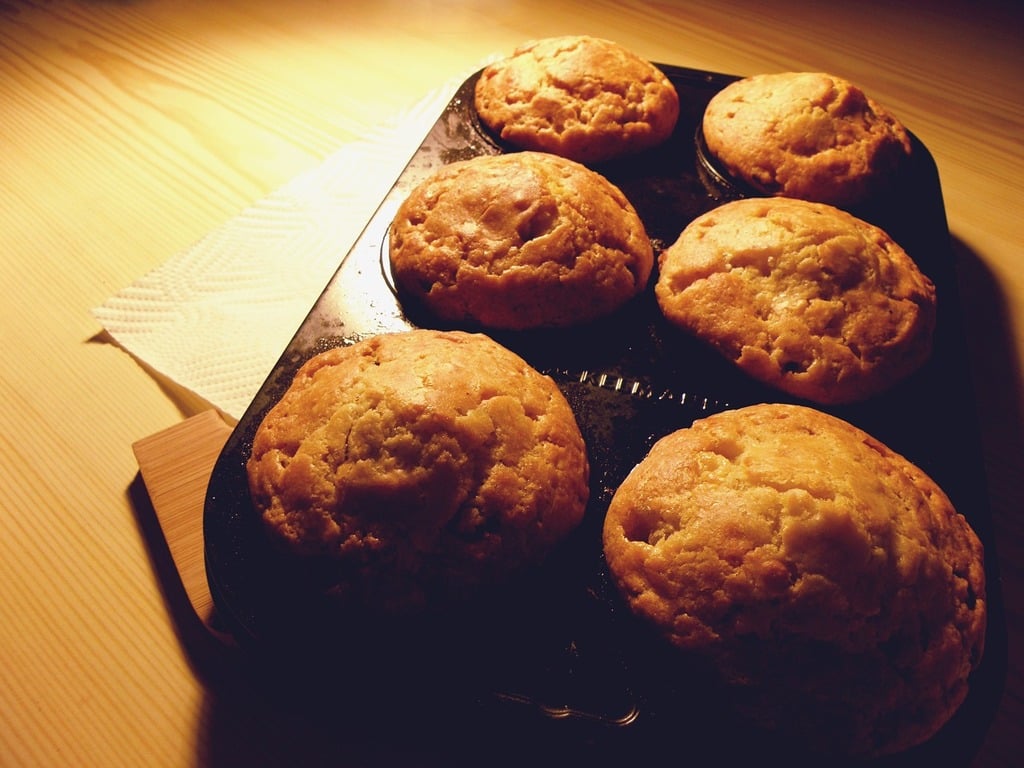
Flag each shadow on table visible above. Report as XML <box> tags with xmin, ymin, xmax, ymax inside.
<box><xmin>945</xmin><ymin>234</ymin><xmax>1021</xmax><ymax>767</ymax></box>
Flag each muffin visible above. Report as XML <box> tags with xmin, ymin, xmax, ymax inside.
<box><xmin>654</xmin><ymin>197</ymin><xmax>936</xmax><ymax>404</ymax></box>
<box><xmin>701</xmin><ymin>71</ymin><xmax>912</xmax><ymax>207</ymax></box>
<box><xmin>474</xmin><ymin>35</ymin><xmax>679</xmax><ymax>164</ymax></box>
<box><xmin>246</xmin><ymin>329</ymin><xmax>590</xmax><ymax>614</ymax></box>
<box><xmin>602</xmin><ymin>403</ymin><xmax>986</xmax><ymax>758</ymax></box>
<box><xmin>389</xmin><ymin>151</ymin><xmax>653</xmax><ymax>330</ymax></box>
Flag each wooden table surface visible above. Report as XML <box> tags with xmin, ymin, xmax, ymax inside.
<box><xmin>1</xmin><ymin>0</ymin><xmax>1020</xmax><ymax>765</ymax></box>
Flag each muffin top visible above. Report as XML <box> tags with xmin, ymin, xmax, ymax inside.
<box><xmin>701</xmin><ymin>71</ymin><xmax>912</xmax><ymax>207</ymax></box>
<box><xmin>602</xmin><ymin>402</ymin><xmax>986</xmax><ymax>757</ymax></box>
<box><xmin>247</xmin><ymin>329</ymin><xmax>590</xmax><ymax>613</ymax></box>
<box><xmin>655</xmin><ymin>197</ymin><xmax>936</xmax><ymax>404</ymax></box>
<box><xmin>389</xmin><ymin>151</ymin><xmax>653</xmax><ymax>330</ymax></box>
<box><xmin>475</xmin><ymin>35</ymin><xmax>679</xmax><ymax>164</ymax></box>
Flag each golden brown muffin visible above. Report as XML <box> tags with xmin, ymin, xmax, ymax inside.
<box><xmin>655</xmin><ymin>197</ymin><xmax>936</xmax><ymax>404</ymax></box>
<box><xmin>389</xmin><ymin>151</ymin><xmax>653</xmax><ymax>330</ymax></box>
<box><xmin>701</xmin><ymin>71</ymin><xmax>912</xmax><ymax>207</ymax></box>
<box><xmin>474</xmin><ymin>35</ymin><xmax>680</xmax><ymax>164</ymax></box>
<box><xmin>247</xmin><ymin>329</ymin><xmax>590</xmax><ymax>614</ymax></box>
<box><xmin>602</xmin><ymin>403</ymin><xmax>986</xmax><ymax>758</ymax></box>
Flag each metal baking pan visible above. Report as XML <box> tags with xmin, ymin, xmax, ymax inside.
<box><xmin>203</xmin><ymin>64</ymin><xmax>1006</xmax><ymax>765</ymax></box>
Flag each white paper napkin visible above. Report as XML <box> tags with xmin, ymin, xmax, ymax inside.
<box><xmin>93</xmin><ymin>79</ymin><xmax>468</xmax><ymax>422</ymax></box>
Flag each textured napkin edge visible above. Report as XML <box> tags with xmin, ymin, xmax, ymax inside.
<box><xmin>93</xmin><ymin>71</ymin><xmax>479</xmax><ymax>422</ymax></box>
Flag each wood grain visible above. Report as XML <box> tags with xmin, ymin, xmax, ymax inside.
<box><xmin>1</xmin><ymin>0</ymin><xmax>1020</xmax><ymax>766</ymax></box>
<box><xmin>132</xmin><ymin>410</ymin><xmax>232</xmax><ymax>641</ymax></box>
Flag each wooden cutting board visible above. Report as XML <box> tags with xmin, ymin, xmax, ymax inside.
<box><xmin>132</xmin><ymin>410</ymin><xmax>233</xmax><ymax>641</ymax></box>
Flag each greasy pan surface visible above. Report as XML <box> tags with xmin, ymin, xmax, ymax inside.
<box><xmin>203</xmin><ymin>66</ymin><xmax>1005</xmax><ymax>765</ymax></box>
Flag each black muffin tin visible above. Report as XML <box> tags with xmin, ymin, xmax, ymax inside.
<box><xmin>203</xmin><ymin>65</ymin><xmax>1005</xmax><ymax>765</ymax></box>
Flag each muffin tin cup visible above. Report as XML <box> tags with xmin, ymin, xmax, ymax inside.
<box><xmin>694</xmin><ymin>121</ymin><xmax>755</xmax><ymax>201</ymax></box>
<box><xmin>202</xmin><ymin>64</ymin><xmax>1006</xmax><ymax>764</ymax></box>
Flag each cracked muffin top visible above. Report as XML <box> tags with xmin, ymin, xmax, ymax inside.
<box><xmin>247</xmin><ymin>329</ymin><xmax>589</xmax><ymax>614</ymax></box>
<box><xmin>654</xmin><ymin>197</ymin><xmax>936</xmax><ymax>404</ymax></box>
<box><xmin>602</xmin><ymin>403</ymin><xmax>986</xmax><ymax>758</ymax></box>
<box><xmin>474</xmin><ymin>35</ymin><xmax>679</xmax><ymax>164</ymax></box>
<box><xmin>389</xmin><ymin>151</ymin><xmax>653</xmax><ymax>330</ymax></box>
<box><xmin>701</xmin><ymin>71</ymin><xmax>912</xmax><ymax>207</ymax></box>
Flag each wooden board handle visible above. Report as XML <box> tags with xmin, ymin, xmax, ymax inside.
<box><xmin>133</xmin><ymin>410</ymin><xmax>233</xmax><ymax>642</ymax></box>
